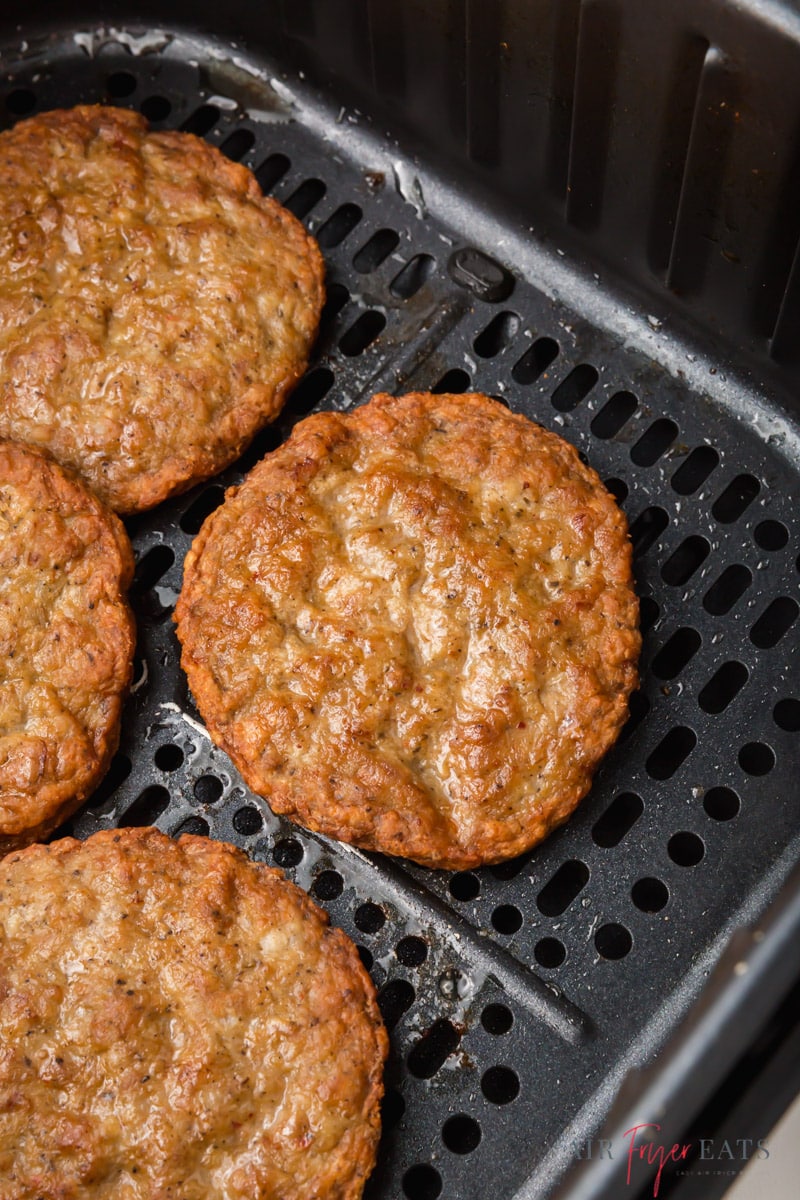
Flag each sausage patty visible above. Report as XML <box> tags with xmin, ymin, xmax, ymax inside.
<box><xmin>176</xmin><ymin>392</ymin><xmax>641</xmax><ymax>869</ymax></box>
<box><xmin>0</xmin><ymin>105</ymin><xmax>324</xmax><ymax>512</ymax></box>
<box><xmin>0</xmin><ymin>439</ymin><xmax>135</xmax><ymax>850</ymax></box>
<box><xmin>0</xmin><ymin>827</ymin><xmax>387</xmax><ymax>1198</ymax></box>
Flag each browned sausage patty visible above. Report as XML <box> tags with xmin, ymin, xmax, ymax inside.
<box><xmin>0</xmin><ymin>105</ymin><xmax>324</xmax><ymax>513</ymax></box>
<box><xmin>176</xmin><ymin>392</ymin><xmax>641</xmax><ymax>869</ymax></box>
<box><xmin>0</xmin><ymin>827</ymin><xmax>387</xmax><ymax>1199</ymax></box>
<box><xmin>0</xmin><ymin>440</ymin><xmax>135</xmax><ymax>851</ymax></box>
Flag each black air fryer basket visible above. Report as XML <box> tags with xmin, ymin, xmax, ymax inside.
<box><xmin>1</xmin><ymin>3</ymin><xmax>799</xmax><ymax>1198</ymax></box>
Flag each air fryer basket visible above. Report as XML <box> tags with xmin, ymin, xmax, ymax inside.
<box><xmin>1</xmin><ymin>3</ymin><xmax>799</xmax><ymax>1199</ymax></box>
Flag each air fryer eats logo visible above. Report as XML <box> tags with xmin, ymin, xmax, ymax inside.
<box><xmin>576</xmin><ymin>1123</ymin><xmax>769</xmax><ymax>1197</ymax></box>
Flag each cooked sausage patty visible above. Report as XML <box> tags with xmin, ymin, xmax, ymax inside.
<box><xmin>0</xmin><ymin>827</ymin><xmax>387</xmax><ymax>1199</ymax></box>
<box><xmin>176</xmin><ymin>392</ymin><xmax>641</xmax><ymax>869</ymax></box>
<box><xmin>0</xmin><ymin>440</ymin><xmax>135</xmax><ymax>850</ymax></box>
<box><xmin>0</xmin><ymin>105</ymin><xmax>324</xmax><ymax>512</ymax></box>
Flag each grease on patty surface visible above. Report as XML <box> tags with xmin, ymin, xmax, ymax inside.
<box><xmin>0</xmin><ymin>439</ymin><xmax>135</xmax><ymax>851</ymax></box>
<box><xmin>176</xmin><ymin>392</ymin><xmax>641</xmax><ymax>869</ymax></box>
<box><xmin>0</xmin><ymin>105</ymin><xmax>324</xmax><ymax>512</ymax></box>
<box><xmin>0</xmin><ymin>827</ymin><xmax>387</xmax><ymax>1199</ymax></box>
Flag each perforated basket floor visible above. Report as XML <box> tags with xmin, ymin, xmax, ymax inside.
<box><xmin>1</xmin><ymin>26</ymin><xmax>799</xmax><ymax>1200</ymax></box>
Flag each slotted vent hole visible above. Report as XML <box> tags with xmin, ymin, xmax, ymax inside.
<box><xmin>661</xmin><ymin>536</ymin><xmax>711</xmax><ymax>586</ymax></box>
<box><xmin>618</xmin><ymin>690</ymin><xmax>651</xmax><ymax>744</ymax></box>
<box><xmin>402</xmin><ymin>1165</ymin><xmax>442</xmax><ymax>1200</ymax></box>
<box><xmin>378</xmin><ymin>979</ymin><xmax>415</xmax><ymax>1031</ymax></box>
<box><xmin>382</xmin><ymin>1087</ymin><xmax>405</xmax><ymax>1131</ymax></box>
<box><xmin>481</xmin><ymin>1004</ymin><xmax>513</xmax><ymax>1035</ymax></box>
<box><xmin>698</xmin><ymin>661</ymin><xmax>749</xmax><ymax>714</ymax></box>
<box><xmin>119</xmin><ymin>785</ymin><xmax>170</xmax><ymax>827</ymax></box>
<box><xmin>646</xmin><ymin>726</ymin><xmax>697</xmax><ymax>780</ymax></box>
<box><xmin>442</xmin><ymin>1114</ymin><xmax>482</xmax><ymax>1154</ymax></box>
<box><xmin>591</xmin><ymin>390</ymin><xmax>637</xmax><ymax>438</ymax></box>
<box><xmin>338</xmin><ymin>310</ymin><xmax>386</xmax><ymax>356</ymax></box>
<box><xmin>284</xmin><ymin>367</ymin><xmax>334</xmax><ymax>416</ymax></box>
<box><xmin>631</xmin><ymin>877</ymin><xmax>669</xmax><ymax>912</ymax></box>
<box><xmin>537</xmin><ymin>859</ymin><xmax>590</xmax><ymax>916</ymax></box>
<box><xmin>712</xmin><ymin>473</ymin><xmax>761</xmax><ymax>522</ymax></box>
<box><xmin>193</xmin><ymin>775</ymin><xmax>223</xmax><ymax>804</ymax></box>
<box><xmin>255</xmin><ymin>152</ymin><xmax>290</xmax><ymax>193</ymax></box>
<box><xmin>630</xmin><ymin>418</ymin><xmax>679</xmax><ymax>466</ymax></box>
<box><xmin>551</xmin><ymin>363</ymin><xmax>599</xmax><ymax>411</ymax></box>
<box><xmin>630</xmin><ymin>506</ymin><xmax>669</xmax><ymax>556</ymax></box>
<box><xmin>433</xmin><ymin>368</ymin><xmax>471</xmax><ymax>393</ymax></box>
<box><xmin>671</xmin><ymin>445</ymin><xmax>719</xmax><ymax>494</ymax></box>
<box><xmin>353</xmin><ymin>228</ymin><xmax>400</xmax><ymax>272</ymax></box>
<box><xmin>750</xmin><ymin>597</ymin><xmax>799</xmax><ymax>648</ymax></box>
<box><xmin>473</xmin><ymin>311</ymin><xmax>520</xmax><ymax>358</ymax></box>
<box><xmin>173</xmin><ymin>815</ymin><xmax>209</xmax><ymax>837</ymax></box>
<box><xmin>180</xmin><ymin>485</ymin><xmax>225</xmax><ymax>535</ymax></box>
<box><xmin>489</xmin><ymin>851</ymin><xmax>533</xmax><ymax>880</ymax></box>
<box><xmin>668</xmin><ymin>831</ymin><xmax>705</xmax><ymax>866</ymax></box>
<box><xmin>396</xmin><ymin>936</ymin><xmax>428</xmax><ymax>967</ymax></box>
<box><xmin>284</xmin><ymin>178</ymin><xmax>327</xmax><ymax>219</ymax></box>
<box><xmin>592</xmin><ymin>792</ymin><xmax>643</xmax><ymax>847</ymax></box>
<box><xmin>703</xmin><ymin>564</ymin><xmax>752</xmax><ymax>615</ymax></box>
<box><xmin>595</xmin><ymin>923</ymin><xmax>632</xmax><ymax>959</ymax></box>
<box><xmin>534</xmin><ymin>937</ymin><xmax>566</xmax><ymax>967</ymax></box>
<box><xmin>754</xmin><ymin>520</ymin><xmax>789</xmax><ymax>551</ymax></box>
<box><xmin>481</xmin><ymin>1065</ymin><xmax>520</xmax><ymax>1104</ymax></box>
<box><xmin>774</xmin><ymin>699</ymin><xmax>800</xmax><ymax>731</ymax></box>
<box><xmin>219</xmin><ymin>128</ymin><xmax>255</xmax><ymax>161</ymax></box>
<box><xmin>131</xmin><ymin>544</ymin><xmax>174</xmax><ymax>593</ymax></box>
<box><xmin>180</xmin><ymin>104</ymin><xmax>220</xmax><ymax>135</ymax></box>
<box><xmin>88</xmin><ymin>752</ymin><xmax>132</xmax><ymax>810</ymax></box>
<box><xmin>703</xmin><ymin>786</ymin><xmax>740</xmax><ymax>821</ymax></box>
<box><xmin>408</xmin><ymin>1019</ymin><xmax>461</xmax><ymax>1079</ymax></box>
<box><xmin>316</xmin><ymin>202</ymin><xmax>363</xmax><ymax>248</ymax></box>
<box><xmin>232</xmin><ymin>806</ymin><xmax>263</xmax><ymax>835</ymax></box>
<box><xmin>140</xmin><ymin>95</ymin><xmax>171</xmax><ymax>122</ymax></box>
<box><xmin>639</xmin><ymin>596</ymin><xmax>660</xmax><ymax>633</ymax></box>
<box><xmin>512</xmin><ymin>337</ymin><xmax>559</xmax><ymax>384</ymax></box>
<box><xmin>739</xmin><ymin>742</ymin><xmax>775</xmax><ymax>775</ymax></box>
<box><xmin>106</xmin><ymin>71</ymin><xmax>136</xmax><ymax>97</ymax></box>
<box><xmin>390</xmin><ymin>253</ymin><xmax>435</xmax><ymax>298</ymax></box>
<box><xmin>652</xmin><ymin>627</ymin><xmax>701</xmax><ymax>680</ymax></box>
<box><xmin>319</xmin><ymin>282</ymin><xmax>350</xmax><ymax>328</ymax></box>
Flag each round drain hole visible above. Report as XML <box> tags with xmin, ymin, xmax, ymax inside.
<box><xmin>481</xmin><ymin>1065</ymin><xmax>520</xmax><ymax>1104</ymax></box>
<box><xmin>595</xmin><ymin>922</ymin><xmax>632</xmax><ymax>960</ymax></box>
<box><xmin>704</xmin><ymin>786</ymin><xmax>740</xmax><ymax>821</ymax></box>
<box><xmin>738</xmin><ymin>741</ymin><xmax>775</xmax><ymax>775</ymax></box>
<box><xmin>402</xmin><ymin>1164</ymin><xmax>442</xmax><ymax>1199</ymax></box>
<box><xmin>534</xmin><ymin>937</ymin><xmax>566</xmax><ymax>968</ymax></box>
<box><xmin>312</xmin><ymin>870</ymin><xmax>344</xmax><ymax>901</ymax></box>
<box><xmin>668</xmin><ymin>831</ymin><xmax>705</xmax><ymax>866</ymax></box>
<box><xmin>481</xmin><ymin>1003</ymin><xmax>513</xmax><ymax>1035</ymax></box>
<box><xmin>631</xmin><ymin>877</ymin><xmax>669</xmax><ymax>912</ymax></box>
<box><xmin>272</xmin><ymin>837</ymin><xmax>303</xmax><ymax>867</ymax></box>
<box><xmin>442</xmin><ymin>1113</ymin><xmax>482</xmax><ymax>1154</ymax></box>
